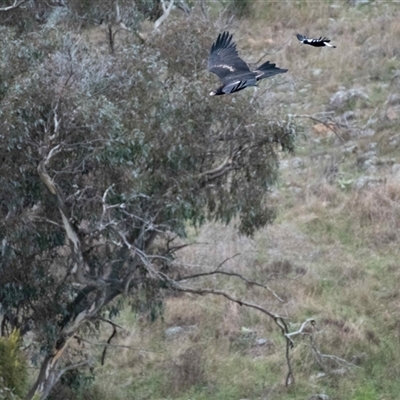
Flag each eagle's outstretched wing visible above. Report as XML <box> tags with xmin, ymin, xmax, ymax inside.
<box><xmin>208</xmin><ymin>31</ymin><xmax>251</xmax><ymax>83</ymax></box>
<box><xmin>254</xmin><ymin>61</ymin><xmax>288</xmax><ymax>80</ymax></box>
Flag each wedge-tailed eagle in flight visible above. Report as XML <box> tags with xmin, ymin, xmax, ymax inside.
<box><xmin>208</xmin><ymin>31</ymin><xmax>288</xmax><ymax>96</ymax></box>
<box><xmin>296</xmin><ymin>33</ymin><xmax>336</xmax><ymax>48</ymax></box>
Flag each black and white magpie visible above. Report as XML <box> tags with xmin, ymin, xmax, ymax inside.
<box><xmin>296</xmin><ymin>33</ymin><xmax>336</xmax><ymax>48</ymax></box>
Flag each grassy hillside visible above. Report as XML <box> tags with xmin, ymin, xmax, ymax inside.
<box><xmin>51</xmin><ymin>2</ymin><xmax>400</xmax><ymax>399</ymax></box>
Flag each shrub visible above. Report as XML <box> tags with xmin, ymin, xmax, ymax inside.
<box><xmin>0</xmin><ymin>330</ymin><xmax>27</xmax><ymax>399</ymax></box>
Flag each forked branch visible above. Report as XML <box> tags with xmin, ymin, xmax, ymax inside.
<box><xmin>177</xmin><ymin>269</ymin><xmax>285</xmax><ymax>303</ymax></box>
<box><xmin>0</xmin><ymin>0</ymin><xmax>27</xmax><ymax>12</ymax></box>
<box><xmin>154</xmin><ymin>0</ymin><xmax>174</xmax><ymax>30</ymax></box>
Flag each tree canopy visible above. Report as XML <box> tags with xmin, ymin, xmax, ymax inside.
<box><xmin>0</xmin><ymin>5</ymin><xmax>296</xmax><ymax>398</ymax></box>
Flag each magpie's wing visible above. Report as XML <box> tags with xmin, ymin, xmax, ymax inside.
<box><xmin>312</xmin><ymin>36</ymin><xmax>331</xmax><ymax>44</ymax></box>
<box><xmin>208</xmin><ymin>31</ymin><xmax>251</xmax><ymax>82</ymax></box>
<box><xmin>296</xmin><ymin>33</ymin><xmax>307</xmax><ymax>42</ymax></box>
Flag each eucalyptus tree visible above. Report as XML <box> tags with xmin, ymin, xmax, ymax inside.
<box><xmin>0</xmin><ymin>11</ymin><xmax>295</xmax><ymax>399</ymax></box>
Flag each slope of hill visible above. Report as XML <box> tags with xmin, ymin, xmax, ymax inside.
<box><xmin>11</xmin><ymin>2</ymin><xmax>400</xmax><ymax>399</ymax></box>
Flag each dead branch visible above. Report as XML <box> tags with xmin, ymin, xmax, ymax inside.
<box><xmin>0</xmin><ymin>0</ymin><xmax>27</xmax><ymax>12</ymax></box>
<box><xmin>170</xmin><ymin>282</ymin><xmax>285</xmax><ymax>325</ymax></box>
<box><xmin>306</xmin><ymin>327</ymin><xmax>359</xmax><ymax>372</ymax></box>
<box><xmin>103</xmin><ymin>2</ymin><xmax>136</xmax><ymax>53</ymax></box>
<box><xmin>197</xmin><ymin>145</ymin><xmax>243</xmax><ymax>183</ymax></box>
<box><xmin>285</xmin><ymin>318</ymin><xmax>316</xmax><ymax>345</ymax></box>
<box><xmin>55</xmin><ymin>359</ymin><xmax>91</xmax><ymax>382</ymax></box>
<box><xmin>154</xmin><ymin>0</ymin><xmax>174</xmax><ymax>30</ymax></box>
<box><xmin>177</xmin><ymin>268</ymin><xmax>285</xmax><ymax>303</ymax></box>
<box><xmin>285</xmin><ymin>319</ymin><xmax>357</xmax><ymax>376</ymax></box>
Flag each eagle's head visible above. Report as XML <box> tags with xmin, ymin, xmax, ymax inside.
<box><xmin>209</xmin><ymin>90</ymin><xmax>217</xmax><ymax>96</ymax></box>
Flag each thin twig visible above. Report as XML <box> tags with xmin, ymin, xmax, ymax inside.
<box><xmin>73</xmin><ymin>335</ymin><xmax>163</xmax><ymax>353</ymax></box>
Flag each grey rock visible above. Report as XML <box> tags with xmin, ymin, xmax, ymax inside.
<box><xmin>255</xmin><ymin>338</ymin><xmax>268</xmax><ymax>346</ymax></box>
<box><xmin>368</xmin><ymin>142</ymin><xmax>378</xmax><ymax>151</ymax></box>
<box><xmin>358</xmin><ymin>128</ymin><xmax>375</xmax><ymax>137</ymax></box>
<box><xmin>291</xmin><ymin>157</ymin><xmax>304</xmax><ymax>169</ymax></box>
<box><xmin>341</xmin><ymin>110</ymin><xmax>356</xmax><ymax>122</ymax></box>
<box><xmin>389</xmin><ymin>134</ymin><xmax>400</xmax><ymax>147</ymax></box>
<box><xmin>359</xmin><ymin>155</ymin><xmax>378</xmax><ymax>172</ymax></box>
<box><xmin>343</xmin><ymin>144</ymin><xmax>358</xmax><ymax>154</ymax></box>
<box><xmin>279</xmin><ymin>159</ymin><xmax>290</xmax><ymax>170</ymax></box>
<box><xmin>391</xmin><ymin>163</ymin><xmax>400</xmax><ymax>174</ymax></box>
<box><xmin>308</xmin><ymin>395</ymin><xmax>330</xmax><ymax>400</ymax></box>
<box><xmin>328</xmin><ymin>88</ymin><xmax>369</xmax><ymax>111</ymax></box>
<box><xmin>165</xmin><ymin>326</ymin><xmax>185</xmax><ymax>338</ymax></box>
<box><xmin>377</xmin><ymin>157</ymin><xmax>396</xmax><ymax>167</ymax></box>
<box><xmin>363</xmin><ymin>150</ymin><xmax>377</xmax><ymax>159</ymax></box>
<box><xmin>388</xmin><ymin>94</ymin><xmax>400</xmax><ymax>105</ymax></box>
<box><xmin>353</xmin><ymin>176</ymin><xmax>382</xmax><ymax>190</ymax></box>
<box><xmin>165</xmin><ymin>325</ymin><xmax>197</xmax><ymax>339</ymax></box>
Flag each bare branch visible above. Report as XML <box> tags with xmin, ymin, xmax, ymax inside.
<box><xmin>31</xmin><ymin>217</ymin><xmax>63</xmax><ymax>229</ymax></box>
<box><xmin>177</xmin><ymin>257</ymin><xmax>286</xmax><ymax>303</ymax></box>
<box><xmin>197</xmin><ymin>156</ymin><xmax>233</xmax><ymax>181</ymax></box>
<box><xmin>115</xmin><ymin>1</ymin><xmax>121</xmax><ymax>23</ymax></box>
<box><xmin>285</xmin><ymin>318</ymin><xmax>316</xmax><ymax>345</ymax></box>
<box><xmin>154</xmin><ymin>0</ymin><xmax>174</xmax><ymax>30</ymax></box>
<box><xmin>0</xmin><ymin>0</ymin><xmax>27</xmax><ymax>12</ymax></box>
<box><xmin>56</xmin><ymin>359</ymin><xmax>91</xmax><ymax>379</ymax></box>
<box><xmin>170</xmin><ymin>282</ymin><xmax>286</xmax><ymax>329</ymax></box>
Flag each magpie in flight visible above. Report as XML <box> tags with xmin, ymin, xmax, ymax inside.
<box><xmin>208</xmin><ymin>31</ymin><xmax>288</xmax><ymax>96</ymax></box>
<box><xmin>296</xmin><ymin>33</ymin><xmax>336</xmax><ymax>48</ymax></box>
